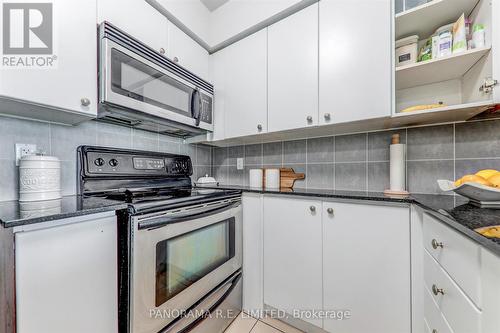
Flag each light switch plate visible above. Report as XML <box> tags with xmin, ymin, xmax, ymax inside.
<box><xmin>237</xmin><ymin>158</ymin><xmax>244</xmax><ymax>170</ymax></box>
<box><xmin>15</xmin><ymin>143</ymin><xmax>37</xmax><ymax>166</ymax></box>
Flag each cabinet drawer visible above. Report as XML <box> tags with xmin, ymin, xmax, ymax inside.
<box><xmin>423</xmin><ymin>214</ymin><xmax>481</xmax><ymax>307</ymax></box>
<box><xmin>424</xmin><ymin>286</ymin><xmax>454</xmax><ymax>333</ymax></box>
<box><xmin>423</xmin><ymin>250</ymin><xmax>481</xmax><ymax>333</ymax></box>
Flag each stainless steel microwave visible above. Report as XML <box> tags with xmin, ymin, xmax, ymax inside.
<box><xmin>98</xmin><ymin>22</ymin><xmax>214</xmax><ymax>137</ymax></box>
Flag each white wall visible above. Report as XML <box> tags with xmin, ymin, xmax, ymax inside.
<box><xmin>156</xmin><ymin>0</ymin><xmax>212</xmax><ymax>42</ymax></box>
<box><xmin>154</xmin><ymin>0</ymin><xmax>304</xmax><ymax>47</ymax></box>
<box><xmin>208</xmin><ymin>0</ymin><xmax>303</xmax><ymax>46</ymax></box>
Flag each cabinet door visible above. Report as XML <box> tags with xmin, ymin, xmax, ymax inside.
<box><xmin>15</xmin><ymin>214</ymin><xmax>117</xmax><ymax>333</ymax></box>
<box><xmin>98</xmin><ymin>0</ymin><xmax>168</xmax><ymax>54</ymax></box>
<box><xmin>0</xmin><ymin>0</ymin><xmax>97</xmax><ymax>116</ymax></box>
<box><xmin>268</xmin><ymin>4</ymin><xmax>319</xmax><ymax>132</ymax></box>
<box><xmin>224</xmin><ymin>30</ymin><xmax>267</xmax><ymax>139</ymax></box>
<box><xmin>168</xmin><ymin>24</ymin><xmax>209</xmax><ymax>80</ymax></box>
<box><xmin>263</xmin><ymin>196</ymin><xmax>322</xmax><ymax>328</ymax></box>
<box><xmin>319</xmin><ymin>0</ymin><xmax>391</xmax><ymax>124</ymax></box>
<box><xmin>322</xmin><ymin>202</ymin><xmax>411</xmax><ymax>333</ymax></box>
<box><xmin>209</xmin><ymin>49</ymin><xmax>228</xmax><ymax>141</ymax></box>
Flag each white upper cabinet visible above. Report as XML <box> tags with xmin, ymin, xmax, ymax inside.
<box><xmin>268</xmin><ymin>4</ymin><xmax>319</xmax><ymax>132</ymax></box>
<box><xmin>98</xmin><ymin>0</ymin><xmax>168</xmax><ymax>54</ymax></box>
<box><xmin>323</xmin><ymin>202</ymin><xmax>411</xmax><ymax>333</ymax></box>
<box><xmin>319</xmin><ymin>0</ymin><xmax>392</xmax><ymax>125</ymax></box>
<box><xmin>0</xmin><ymin>0</ymin><xmax>98</xmax><ymax>123</ymax></box>
<box><xmin>263</xmin><ymin>196</ymin><xmax>323</xmax><ymax>328</ymax></box>
<box><xmin>209</xmin><ymin>48</ymin><xmax>228</xmax><ymax>141</ymax></box>
<box><xmin>167</xmin><ymin>24</ymin><xmax>209</xmax><ymax>81</ymax></box>
<box><xmin>224</xmin><ymin>29</ymin><xmax>268</xmax><ymax>139</ymax></box>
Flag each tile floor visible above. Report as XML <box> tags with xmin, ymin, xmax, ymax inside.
<box><xmin>224</xmin><ymin>312</ymin><xmax>303</xmax><ymax>333</ymax></box>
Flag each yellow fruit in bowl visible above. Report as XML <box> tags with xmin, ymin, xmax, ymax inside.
<box><xmin>475</xmin><ymin>169</ymin><xmax>499</xmax><ymax>180</ymax></box>
<box><xmin>460</xmin><ymin>174</ymin><xmax>492</xmax><ymax>187</ymax></box>
<box><xmin>487</xmin><ymin>173</ymin><xmax>500</xmax><ymax>188</ymax></box>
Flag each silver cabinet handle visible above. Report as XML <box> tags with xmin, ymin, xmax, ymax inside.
<box><xmin>257</xmin><ymin>124</ymin><xmax>263</xmax><ymax>131</ymax></box>
<box><xmin>309</xmin><ymin>206</ymin><xmax>316</xmax><ymax>213</ymax></box>
<box><xmin>306</xmin><ymin>116</ymin><xmax>313</xmax><ymax>122</ymax></box>
<box><xmin>432</xmin><ymin>284</ymin><xmax>444</xmax><ymax>296</ymax></box>
<box><xmin>431</xmin><ymin>239</ymin><xmax>444</xmax><ymax>249</ymax></box>
<box><xmin>173</xmin><ymin>56</ymin><xmax>179</xmax><ymax>63</ymax></box>
<box><xmin>159</xmin><ymin>48</ymin><xmax>166</xmax><ymax>54</ymax></box>
<box><xmin>324</xmin><ymin>113</ymin><xmax>331</xmax><ymax>120</ymax></box>
<box><xmin>432</xmin><ymin>330</ymin><xmax>438</xmax><ymax>333</ymax></box>
<box><xmin>80</xmin><ymin>98</ymin><xmax>91</xmax><ymax>107</ymax></box>
<box><xmin>327</xmin><ymin>208</ymin><xmax>334</xmax><ymax>215</ymax></box>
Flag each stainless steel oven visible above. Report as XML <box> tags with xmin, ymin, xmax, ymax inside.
<box><xmin>130</xmin><ymin>197</ymin><xmax>242</xmax><ymax>333</ymax></box>
<box><xmin>98</xmin><ymin>22</ymin><xmax>214</xmax><ymax>138</ymax></box>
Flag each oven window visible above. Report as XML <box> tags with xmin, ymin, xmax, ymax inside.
<box><xmin>155</xmin><ymin>218</ymin><xmax>235</xmax><ymax>307</ymax></box>
<box><xmin>110</xmin><ymin>49</ymin><xmax>193</xmax><ymax>116</ymax></box>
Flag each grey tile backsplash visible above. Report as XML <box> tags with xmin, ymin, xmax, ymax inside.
<box><xmin>212</xmin><ymin>119</ymin><xmax>500</xmax><ymax>195</ymax></box>
<box><xmin>0</xmin><ymin>116</ymin><xmax>212</xmax><ymax>202</ymax></box>
<box><xmin>2</xmin><ymin>115</ymin><xmax>500</xmax><ymax>201</ymax></box>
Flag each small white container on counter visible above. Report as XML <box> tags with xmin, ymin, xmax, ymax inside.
<box><xmin>19</xmin><ymin>155</ymin><xmax>61</xmax><ymax>202</ymax></box>
<box><xmin>396</xmin><ymin>35</ymin><xmax>419</xmax><ymax>67</ymax></box>
<box><xmin>249</xmin><ymin>169</ymin><xmax>263</xmax><ymax>188</ymax></box>
<box><xmin>264</xmin><ymin>169</ymin><xmax>280</xmax><ymax>189</ymax></box>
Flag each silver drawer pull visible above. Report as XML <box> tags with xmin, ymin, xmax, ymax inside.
<box><xmin>309</xmin><ymin>206</ymin><xmax>316</xmax><ymax>213</ymax></box>
<box><xmin>432</xmin><ymin>329</ymin><xmax>438</xmax><ymax>333</ymax></box>
<box><xmin>80</xmin><ymin>98</ymin><xmax>91</xmax><ymax>107</ymax></box>
<box><xmin>306</xmin><ymin>116</ymin><xmax>313</xmax><ymax>122</ymax></box>
<box><xmin>432</xmin><ymin>284</ymin><xmax>445</xmax><ymax>296</ymax></box>
<box><xmin>431</xmin><ymin>239</ymin><xmax>444</xmax><ymax>249</ymax></box>
<box><xmin>327</xmin><ymin>208</ymin><xmax>334</xmax><ymax>215</ymax></box>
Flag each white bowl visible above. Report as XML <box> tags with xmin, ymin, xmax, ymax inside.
<box><xmin>437</xmin><ymin>179</ymin><xmax>500</xmax><ymax>208</ymax></box>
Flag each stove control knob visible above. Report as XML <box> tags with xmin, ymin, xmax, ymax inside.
<box><xmin>94</xmin><ymin>158</ymin><xmax>105</xmax><ymax>167</ymax></box>
<box><xmin>109</xmin><ymin>159</ymin><xmax>119</xmax><ymax>167</ymax></box>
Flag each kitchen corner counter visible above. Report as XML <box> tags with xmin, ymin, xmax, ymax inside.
<box><xmin>197</xmin><ymin>185</ymin><xmax>500</xmax><ymax>257</ymax></box>
<box><xmin>0</xmin><ymin>196</ymin><xmax>128</xmax><ymax>228</ymax></box>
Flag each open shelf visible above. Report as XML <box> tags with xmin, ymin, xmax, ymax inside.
<box><xmin>395</xmin><ymin>47</ymin><xmax>490</xmax><ymax>90</ymax></box>
<box><xmin>391</xmin><ymin>100</ymin><xmax>493</xmax><ymax>126</ymax></box>
<box><xmin>395</xmin><ymin>0</ymin><xmax>480</xmax><ymax>40</ymax></box>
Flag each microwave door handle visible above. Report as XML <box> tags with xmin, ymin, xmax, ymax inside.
<box><xmin>191</xmin><ymin>88</ymin><xmax>202</xmax><ymax>126</ymax></box>
<box><xmin>138</xmin><ymin>201</ymin><xmax>240</xmax><ymax>230</ymax></box>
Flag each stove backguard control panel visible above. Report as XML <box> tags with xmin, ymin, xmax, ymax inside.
<box><xmin>86</xmin><ymin>151</ymin><xmax>192</xmax><ymax>176</ymax></box>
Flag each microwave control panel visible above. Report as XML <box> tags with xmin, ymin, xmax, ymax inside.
<box><xmin>200</xmin><ymin>93</ymin><xmax>213</xmax><ymax>124</ymax></box>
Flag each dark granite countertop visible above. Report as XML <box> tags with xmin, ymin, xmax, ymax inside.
<box><xmin>0</xmin><ymin>196</ymin><xmax>128</xmax><ymax>228</ymax></box>
<box><xmin>197</xmin><ymin>185</ymin><xmax>500</xmax><ymax>257</ymax></box>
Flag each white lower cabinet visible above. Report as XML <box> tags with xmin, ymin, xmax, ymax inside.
<box><xmin>15</xmin><ymin>213</ymin><xmax>118</xmax><ymax>333</ymax></box>
<box><xmin>322</xmin><ymin>202</ymin><xmax>411</xmax><ymax>333</ymax></box>
<box><xmin>261</xmin><ymin>196</ymin><xmax>411</xmax><ymax>332</ymax></box>
<box><xmin>263</xmin><ymin>196</ymin><xmax>323</xmax><ymax>328</ymax></box>
<box><xmin>242</xmin><ymin>193</ymin><xmax>264</xmax><ymax>313</ymax></box>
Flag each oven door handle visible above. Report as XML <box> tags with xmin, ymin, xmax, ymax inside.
<box><xmin>162</xmin><ymin>271</ymin><xmax>242</xmax><ymax>333</ymax></box>
<box><xmin>138</xmin><ymin>200</ymin><xmax>240</xmax><ymax>230</ymax></box>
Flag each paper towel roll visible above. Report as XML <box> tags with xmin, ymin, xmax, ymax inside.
<box><xmin>249</xmin><ymin>169</ymin><xmax>263</xmax><ymax>188</ymax></box>
<box><xmin>265</xmin><ymin>169</ymin><xmax>280</xmax><ymax>189</ymax></box>
<box><xmin>390</xmin><ymin>144</ymin><xmax>406</xmax><ymax>191</ymax></box>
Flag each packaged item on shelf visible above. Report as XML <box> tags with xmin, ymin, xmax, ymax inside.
<box><xmin>436</xmin><ymin>23</ymin><xmax>453</xmax><ymax>58</ymax></box>
<box><xmin>452</xmin><ymin>13</ymin><xmax>467</xmax><ymax>54</ymax></box>
<box><xmin>418</xmin><ymin>38</ymin><xmax>432</xmax><ymax>62</ymax></box>
<box><xmin>395</xmin><ymin>35</ymin><xmax>419</xmax><ymax>67</ymax></box>
<box><xmin>465</xmin><ymin>17</ymin><xmax>473</xmax><ymax>49</ymax></box>
<box><xmin>473</xmin><ymin>24</ymin><xmax>486</xmax><ymax>48</ymax></box>
<box><xmin>432</xmin><ymin>35</ymin><xmax>440</xmax><ymax>59</ymax></box>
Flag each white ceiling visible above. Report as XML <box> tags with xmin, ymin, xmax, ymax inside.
<box><xmin>199</xmin><ymin>0</ymin><xmax>230</xmax><ymax>12</ymax></box>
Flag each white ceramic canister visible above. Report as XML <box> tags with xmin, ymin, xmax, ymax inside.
<box><xmin>19</xmin><ymin>155</ymin><xmax>62</xmax><ymax>202</ymax></box>
<box><xmin>249</xmin><ymin>169</ymin><xmax>263</xmax><ymax>188</ymax></box>
<box><xmin>265</xmin><ymin>169</ymin><xmax>280</xmax><ymax>189</ymax></box>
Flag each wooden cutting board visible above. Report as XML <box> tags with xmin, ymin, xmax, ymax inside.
<box><xmin>280</xmin><ymin>168</ymin><xmax>305</xmax><ymax>189</ymax></box>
